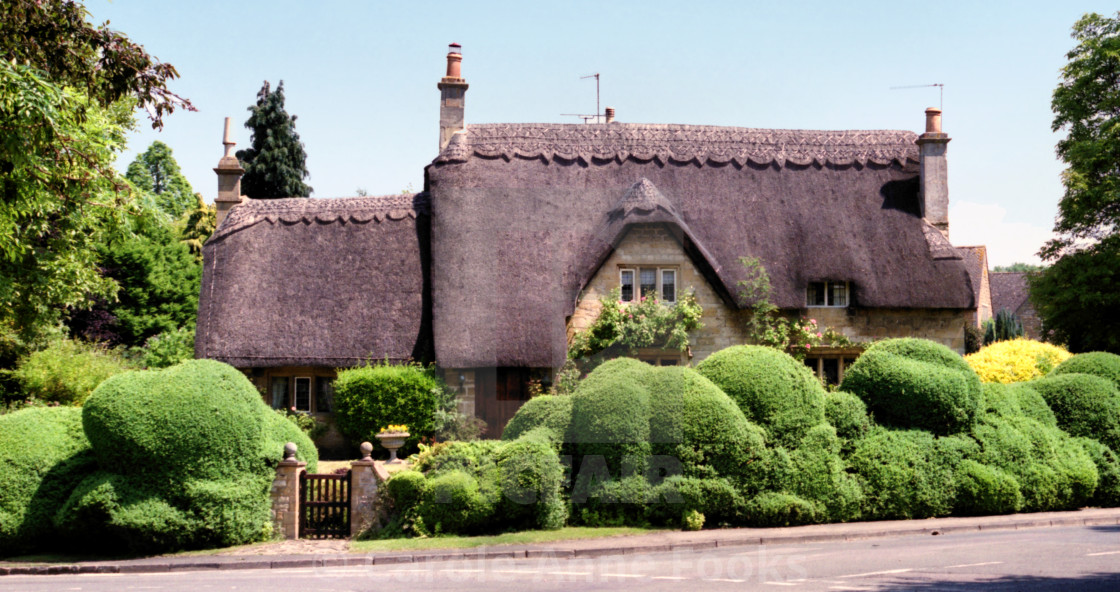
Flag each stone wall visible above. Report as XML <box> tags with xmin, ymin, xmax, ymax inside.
<box><xmin>809</xmin><ymin>307</ymin><xmax>971</xmax><ymax>353</ymax></box>
<box><xmin>270</xmin><ymin>456</ymin><xmax>305</xmax><ymax>539</ymax></box>
<box><xmin>568</xmin><ymin>224</ymin><xmax>751</xmax><ymax>363</ymax></box>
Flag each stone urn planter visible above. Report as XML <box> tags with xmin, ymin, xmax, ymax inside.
<box><xmin>375</xmin><ymin>431</ymin><xmax>409</xmax><ymax>464</ymax></box>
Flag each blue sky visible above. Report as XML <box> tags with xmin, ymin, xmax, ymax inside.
<box><xmin>87</xmin><ymin>1</ymin><xmax>1115</xmax><ymax>266</ymax></box>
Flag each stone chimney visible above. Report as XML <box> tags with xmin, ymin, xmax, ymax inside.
<box><xmin>437</xmin><ymin>43</ymin><xmax>469</xmax><ymax>152</ymax></box>
<box><xmin>214</xmin><ymin>117</ymin><xmax>244</xmax><ymax>227</ymax></box>
<box><xmin>605</xmin><ymin>107</ymin><xmax>616</xmax><ymax>123</ymax></box>
<box><xmin>916</xmin><ymin>107</ymin><xmax>950</xmax><ymax>238</ymax></box>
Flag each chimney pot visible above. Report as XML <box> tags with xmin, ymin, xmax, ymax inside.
<box><xmin>445</xmin><ymin>43</ymin><xmax>463</xmax><ymax>79</ymax></box>
<box><xmin>924</xmin><ymin>107</ymin><xmax>942</xmax><ymax>134</ymax></box>
<box><xmin>605</xmin><ymin>107</ymin><xmax>616</xmax><ymax>123</ymax></box>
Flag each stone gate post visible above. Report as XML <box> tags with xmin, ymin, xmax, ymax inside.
<box><xmin>271</xmin><ymin>442</ymin><xmax>306</xmax><ymax>540</ymax></box>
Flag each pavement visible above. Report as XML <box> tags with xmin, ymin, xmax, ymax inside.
<box><xmin>3</xmin><ymin>507</ymin><xmax>1120</xmax><ymax>577</ymax></box>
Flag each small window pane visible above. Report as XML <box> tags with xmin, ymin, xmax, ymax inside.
<box><xmin>270</xmin><ymin>377</ymin><xmax>289</xmax><ymax>409</ymax></box>
<box><xmin>620</xmin><ymin>269</ymin><xmax>635</xmax><ymax>302</ymax></box>
<box><xmin>294</xmin><ymin>377</ymin><xmax>311</xmax><ymax>412</ymax></box>
<box><xmin>661</xmin><ymin>269</ymin><xmax>676</xmax><ymax>303</ymax></box>
<box><xmin>807</xmin><ymin>282</ymin><xmax>826</xmax><ymax>306</ymax></box>
<box><xmin>640</xmin><ymin>268</ymin><xmax>657</xmax><ymax>299</ymax></box>
<box><xmin>315</xmin><ymin>377</ymin><xmax>334</xmax><ymax>413</ymax></box>
<box><xmin>831</xmin><ymin>282</ymin><xmax>848</xmax><ymax>307</ymax></box>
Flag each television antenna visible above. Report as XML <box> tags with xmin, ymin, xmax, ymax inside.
<box><xmin>890</xmin><ymin>83</ymin><xmax>944</xmax><ymax>110</ymax></box>
<box><xmin>561</xmin><ymin>73</ymin><xmax>602</xmax><ymax>123</ymax></box>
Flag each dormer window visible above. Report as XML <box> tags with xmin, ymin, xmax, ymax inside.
<box><xmin>620</xmin><ymin>267</ymin><xmax>677</xmax><ymax>303</ymax></box>
<box><xmin>807</xmin><ymin>281</ymin><xmax>849</xmax><ymax>307</ymax></box>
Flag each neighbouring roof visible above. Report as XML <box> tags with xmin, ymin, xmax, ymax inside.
<box><xmin>957</xmin><ymin>245</ymin><xmax>989</xmax><ymax>310</ymax></box>
<box><xmin>990</xmin><ymin>271</ymin><xmax>1031</xmax><ymax>314</ymax></box>
<box><xmin>195</xmin><ymin>193</ymin><xmax>432</xmax><ymax>368</ymax></box>
<box><xmin>428</xmin><ymin>123</ymin><xmax>976</xmax><ymax>369</ymax></box>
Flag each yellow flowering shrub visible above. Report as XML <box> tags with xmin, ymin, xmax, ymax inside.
<box><xmin>965</xmin><ymin>339</ymin><xmax>1072</xmax><ymax>384</ymax></box>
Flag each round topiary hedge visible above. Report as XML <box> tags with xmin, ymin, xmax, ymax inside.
<box><xmin>565</xmin><ymin>361</ymin><xmax>653</xmax><ymax>475</ymax></box>
<box><xmin>767</xmin><ymin>424</ymin><xmax>864</xmax><ymax>523</ymax></box>
<box><xmin>979</xmin><ymin>382</ymin><xmax>1058</xmax><ymax>427</ymax></box>
<box><xmin>824</xmin><ymin>391</ymin><xmax>872</xmax><ymax>443</ymax></box>
<box><xmin>695</xmin><ymin>345</ymin><xmax>826</xmax><ymax>445</ymax></box>
<box><xmin>57</xmin><ymin>359</ymin><xmax>316</xmax><ymax>553</ymax></box>
<box><xmin>333</xmin><ymin>361</ymin><xmax>440</xmax><ymax>455</ymax></box>
<box><xmin>1029</xmin><ymin>373</ymin><xmax>1120</xmax><ymax>452</ymax></box>
<box><xmin>953</xmin><ymin>460</ymin><xmax>1023</xmax><ymax>516</ymax></box>
<box><xmin>840</xmin><ymin>339</ymin><xmax>981</xmax><ymax>435</ymax></box>
<box><xmin>1052</xmin><ymin>352</ymin><xmax>1120</xmax><ymax>390</ymax></box>
<box><xmin>416</xmin><ymin>470</ymin><xmax>497</xmax><ymax>534</ymax></box>
<box><xmin>0</xmin><ymin>407</ymin><xmax>97</xmax><ymax>556</ymax></box>
<box><xmin>847</xmin><ymin>428</ymin><xmax>968</xmax><ymax>520</ymax></box>
<box><xmin>501</xmin><ymin>395</ymin><xmax>573</xmax><ymax>444</ymax></box>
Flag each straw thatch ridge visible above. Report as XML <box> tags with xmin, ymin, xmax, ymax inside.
<box><xmin>195</xmin><ymin>193</ymin><xmax>432</xmax><ymax>368</ymax></box>
<box><xmin>428</xmin><ymin>123</ymin><xmax>975</xmax><ymax>369</ymax></box>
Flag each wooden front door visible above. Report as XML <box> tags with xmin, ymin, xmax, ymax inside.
<box><xmin>475</xmin><ymin>367</ymin><xmax>533</xmax><ymax>438</ymax></box>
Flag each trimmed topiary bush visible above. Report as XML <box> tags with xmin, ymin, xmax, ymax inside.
<box><xmin>968</xmin><ymin>413</ymin><xmax>1097</xmax><ymax>511</ymax></box>
<box><xmin>777</xmin><ymin>425</ymin><xmax>863</xmax><ymax>523</ymax></box>
<box><xmin>566</xmin><ymin>359</ymin><xmax>653</xmax><ymax>476</ymax></box>
<box><xmin>57</xmin><ymin>359</ymin><xmax>315</xmax><ymax>553</ymax></box>
<box><xmin>1030</xmin><ymin>373</ymin><xmax>1120</xmax><ymax>452</ymax></box>
<box><xmin>385</xmin><ymin>470</ymin><xmax>428</xmax><ymax>512</ymax></box>
<box><xmin>848</xmin><ymin>428</ymin><xmax>968</xmax><ymax>520</ymax></box>
<box><xmin>11</xmin><ymin>339</ymin><xmax>134</xmax><ymax>405</ymax></box>
<box><xmin>695</xmin><ymin>345</ymin><xmax>826</xmax><ymax>445</ymax></box>
<box><xmin>501</xmin><ymin>395</ymin><xmax>573</xmax><ymax>445</ymax></box>
<box><xmin>979</xmin><ymin>382</ymin><xmax>1058</xmax><ymax>427</ymax></box>
<box><xmin>953</xmin><ymin>460</ymin><xmax>1023</xmax><ymax>516</ymax></box>
<box><xmin>333</xmin><ymin>361</ymin><xmax>440</xmax><ymax>455</ymax></box>
<box><xmin>0</xmin><ymin>407</ymin><xmax>97</xmax><ymax>557</ymax></box>
<box><xmin>1075</xmin><ymin>438</ymin><xmax>1120</xmax><ymax>507</ymax></box>
<box><xmin>746</xmin><ymin>492</ymin><xmax>821</xmax><ymax>527</ymax></box>
<box><xmin>495</xmin><ymin>438</ymin><xmax>567</xmax><ymax>530</ymax></box>
<box><xmin>840</xmin><ymin>338</ymin><xmax>981</xmax><ymax>435</ymax></box>
<box><xmin>965</xmin><ymin>339</ymin><xmax>1071</xmax><ymax>384</ymax></box>
<box><xmin>824</xmin><ymin>391</ymin><xmax>872</xmax><ymax>443</ymax></box>
<box><xmin>647</xmin><ymin>476</ymin><xmax>744</xmax><ymax>527</ymax></box>
<box><xmin>416</xmin><ymin>470</ymin><xmax>497</xmax><ymax>535</ymax></box>
<box><xmin>1053</xmin><ymin>352</ymin><xmax>1120</xmax><ymax>390</ymax></box>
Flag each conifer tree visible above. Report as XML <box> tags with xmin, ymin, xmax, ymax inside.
<box><xmin>236</xmin><ymin>80</ymin><xmax>312</xmax><ymax>199</ymax></box>
<box><xmin>125</xmin><ymin>141</ymin><xmax>195</xmax><ymax>219</ymax></box>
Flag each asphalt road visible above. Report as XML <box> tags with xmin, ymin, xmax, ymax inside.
<box><xmin>3</xmin><ymin>525</ymin><xmax>1120</xmax><ymax>591</ymax></box>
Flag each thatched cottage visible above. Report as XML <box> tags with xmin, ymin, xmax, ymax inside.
<box><xmin>196</xmin><ymin>45</ymin><xmax>989</xmax><ymax>437</ymax></box>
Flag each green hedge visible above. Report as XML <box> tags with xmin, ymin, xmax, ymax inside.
<box><xmin>565</xmin><ymin>360</ymin><xmax>653</xmax><ymax>476</ymax></box>
<box><xmin>1052</xmin><ymin>352</ymin><xmax>1120</xmax><ymax>390</ymax></box>
<box><xmin>848</xmin><ymin>428</ymin><xmax>969</xmax><ymax>520</ymax></box>
<box><xmin>415</xmin><ymin>470</ymin><xmax>497</xmax><ymax>535</ymax></box>
<box><xmin>953</xmin><ymin>460</ymin><xmax>1023</xmax><ymax>516</ymax></box>
<box><xmin>1030</xmin><ymin>373</ymin><xmax>1120</xmax><ymax>452</ymax></box>
<box><xmin>647</xmin><ymin>476</ymin><xmax>744</xmax><ymax>527</ymax></box>
<box><xmin>495</xmin><ymin>439</ymin><xmax>567</xmax><ymax>530</ymax></box>
<box><xmin>746</xmin><ymin>492</ymin><xmax>821</xmax><ymax>527</ymax></box>
<box><xmin>695</xmin><ymin>345</ymin><xmax>826</xmax><ymax>445</ymax></box>
<box><xmin>59</xmin><ymin>360</ymin><xmax>315</xmax><ymax>553</ymax></box>
<box><xmin>1075</xmin><ymin>437</ymin><xmax>1120</xmax><ymax>507</ymax></box>
<box><xmin>967</xmin><ymin>414</ymin><xmax>1096</xmax><ymax>511</ymax></box>
<box><xmin>501</xmin><ymin>395</ymin><xmax>573</xmax><ymax>445</ymax></box>
<box><xmin>824</xmin><ymin>391</ymin><xmax>872</xmax><ymax>444</ymax></box>
<box><xmin>0</xmin><ymin>407</ymin><xmax>97</xmax><ymax>556</ymax></box>
<box><xmin>979</xmin><ymin>383</ymin><xmax>1058</xmax><ymax>427</ymax></box>
<box><xmin>771</xmin><ymin>425</ymin><xmax>863</xmax><ymax>523</ymax></box>
<box><xmin>840</xmin><ymin>339</ymin><xmax>981</xmax><ymax>435</ymax></box>
<box><xmin>333</xmin><ymin>361</ymin><xmax>440</xmax><ymax>455</ymax></box>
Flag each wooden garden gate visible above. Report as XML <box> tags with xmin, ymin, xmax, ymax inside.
<box><xmin>299</xmin><ymin>470</ymin><xmax>351</xmax><ymax>538</ymax></box>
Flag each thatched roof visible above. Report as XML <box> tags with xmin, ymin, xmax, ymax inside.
<box><xmin>428</xmin><ymin>123</ymin><xmax>976</xmax><ymax>368</ymax></box>
<box><xmin>195</xmin><ymin>193</ymin><xmax>432</xmax><ymax>368</ymax></box>
<box><xmin>957</xmin><ymin>245</ymin><xmax>989</xmax><ymax>307</ymax></box>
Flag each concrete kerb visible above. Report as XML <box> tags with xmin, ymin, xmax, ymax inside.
<box><xmin>4</xmin><ymin>508</ymin><xmax>1120</xmax><ymax>577</ymax></box>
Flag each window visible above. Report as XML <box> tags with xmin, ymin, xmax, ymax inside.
<box><xmin>294</xmin><ymin>377</ymin><xmax>312</xmax><ymax>412</ymax></box>
<box><xmin>620</xmin><ymin>269</ymin><xmax>635</xmax><ymax>302</ymax></box>
<box><xmin>620</xmin><ymin>266</ymin><xmax>678</xmax><ymax>303</ymax></box>
<box><xmin>638</xmin><ymin>353</ymin><xmax>683</xmax><ymax>366</ymax></box>
<box><xmin>807</xmin><ymin>281</ymin><xmax>849</xmax><ymax>307</ymax></box>
<box><xmin>661</xmin><ymin>269</ymin><xmax>676</xmax><ymax>303</ymax></box>
<box><xmin>270</xmin><ymin>377</ymin><xmax>289</xmax><ymax>409</ymax></box>
<box><xmin>804</xmin><ymin>352</ymin><xmax>861</xmax><ymax>386</ymax></box>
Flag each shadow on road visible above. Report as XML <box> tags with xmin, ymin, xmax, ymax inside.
<box><xmin>879</xmin><ymin>572</ymin><xmax>1120</xmax><ymax>591</ymax></box>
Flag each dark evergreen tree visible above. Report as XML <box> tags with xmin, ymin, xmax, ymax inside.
<box><xmin>236</xmin><ymin>80</ymin><xmax>312</xmax><ymax>199</ymax></box>
<box><xmin>125</xmin><ymin>141</ymin><xmax>195</xmax><ymax>219</ymax></box>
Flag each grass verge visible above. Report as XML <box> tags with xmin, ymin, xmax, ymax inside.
<box><xmin>351</xmin><ymin>526</ymin><xmax>661</xmax><ymax>553</ymax></box>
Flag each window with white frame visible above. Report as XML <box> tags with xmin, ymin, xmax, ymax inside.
<box><xmin>620</xmin><ymin>267</ymin><xmax>678</xmax><ymax>303</ymax></box>
<box><xmin>807</xmin><ymin>281</ymin><xmax>849</xmax><ymax>307</ymax></box>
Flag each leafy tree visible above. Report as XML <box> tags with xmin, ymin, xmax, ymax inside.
<box><xmin>992</xmin><ymin>263</ymin><xmax>1045</xmax><ymax>273</ymax></box>
<box><xmin>176</xmin><ymin>193</ymin><xmax>216</xmax><ymax>261</ymax></box>
<box><xmin>125</xmin><ymin>141</ymin><xmax>195</xmax><ymax>219</ymax></box>
<box><xmin>0</xmin><ymin>0</ymin><xmax>190</xmax><ymax>342</ymax></box>
<box><xmin>69</xmin><ymin>209</ymin><xmax>201</xmax><ymax>348</ymax></box>
<box><xmin>1031</xmin><ymin>13</ymin><xmax>1120</xmax><ymax>353</ymax></box>
<box><xmin>236</xmin><ymin>81</ymin><xmax>312</xmax><ymax>199</ymax></box>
